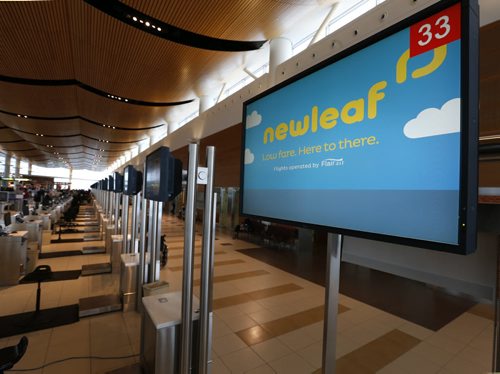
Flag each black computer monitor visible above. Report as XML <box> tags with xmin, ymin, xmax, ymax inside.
<box><xmin>22</xmin><ymin>200</ymin><xmax>29</xmax><ymax>216</ymax></box>
<box><xmin>4</xmin><ymin>212</ymin><xmax>11</xmax><ymax>227</ymax></box>
<box><xmin>123</xmin><ymin>165</ymin><xmax>142</xmax><ymax>195</ymax></box>
<box><xmin>114</xmin><ymin>172</ymin><xmax>123</xmax><ymax>193</ymax></box>
<box><xmin>144</xmin><ymin>147</ymin><xmax>170</xmax><ymax>201</ymax></box>
<box><xmin>144</xmin><ymin>147</ymin><xmax>183</xmax><ymax>202</ymax></box>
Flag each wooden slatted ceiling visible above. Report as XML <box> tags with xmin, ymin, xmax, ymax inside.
<box><xmin>0</xmin><ymin>0</ymin><xmax>74</xmax><ymax>78</ymax></box>
<box><xmin>126</xmin><ymin>0</ymin><xmax>310</xmax><ymax>40</ymax></box>
<box><xmin>0</xmin><ymin>0</ymin><xmax>335</xmax><ymax>169</ymax></box>
<box><xmin>68</xmin><ymin>0</ymin><xmax>200</xmax><ymax>100</ymax></box>
<box><xmin>75</xmin><ymin>90</ymin><xmax>169</xmax><ymax>129</ymax></box>
<box><xmin>0</xmin><ymin>83</ymin><xmax>78</xmax><ymax>117</ymax></box>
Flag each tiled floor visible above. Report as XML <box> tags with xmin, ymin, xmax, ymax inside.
<box><xmin>0</xmin><ymin>209</ymin><xmax>495</xmax><ymax>373</ymax></box>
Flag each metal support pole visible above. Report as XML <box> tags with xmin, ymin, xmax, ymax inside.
<box><xmin>199</xmin><ymin>147</ymin><xmax>215</xmax><ymax>374</ymax></box>
<box><xmin>109</xmin><ymin>192</ymin><xmax>114</xmax><ymax>224</ymax></box>
<box><xmin>114</xmin><ymin>192</ymin><xmax>120</xmax><ymax>234</ymax></box>
<box><xmin>103</xmin><ymin>190</ymin><xmax>107</xmax><ymax>217</ymax></box>
<box><xmin>148</xmin><ymin>200</ymin><xmax>157</xmax><ymax>283</ymax></box>
<box><xmin>137</xmin><ymin>191</ymin><xmax>147</xmax><ymax>311</ymax></box>
<box><xmin>122</xmin><ymin>194</ymin><xmax>130</xmax><ymax>253</ymax></box>
<box><xmin>322</xmin><ymin>233</ymin><xmax>343</xmax><ymax>374</ymax></box>
<box><xmin>180</xmin><ymin>143</ymin><xmax>198</xmax><ymax>374</ymax></box>
<box><xmin>107</xmin><ymin>191</ymin><xmax>112</xmax><ymax>218</ymax></box>
<box><xmin>493</xmin><ymin>235</ymin><xmax>500</xmax><ymax>371</ymax></box>
<box><xmin>130</xmin><ymin>194</ymin><xmax>138</xmax><ymax>252</ymax></box>
<box><xmin>155</xmin><ymin>201</ymin><xmax>163</xmax><ymax>281</ymax></box>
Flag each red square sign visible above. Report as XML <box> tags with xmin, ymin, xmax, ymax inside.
<box><xmin>410</xmin><ymin>3</ymin><xmax>461</xmax><ymax>57</ymax></box>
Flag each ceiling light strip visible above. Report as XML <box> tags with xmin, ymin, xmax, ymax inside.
<box><xmin>84</xmin><ymin>0</ymin><xmax>266</xmax><ymax>52</ymax></box>
<box><xmin>0</xmin><ymin>108</ymin><xmax>165</xmax><ymax>131</ymax></box>
<box><xmin>1</xmin><ymin>126</ymin><xmax>148</xmax><ymax>143</ymax></box>
<box><xmin>0</xmin><ymin>75</ymin><xmax>195</xmax><ymax>107</ymax></box>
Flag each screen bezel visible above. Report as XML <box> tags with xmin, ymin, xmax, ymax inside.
<box><xmin>144</xmin><ymin>146</ymin><xmax>171</xmax><ymax>201</ymax></box>
<box><xmin>114</xmin><ymin>172</ymin><xmax>123</xmax><ymax>193</ymax></box>
<box><xmin>123</xmin><ymin>165</ymin><xmax>142</xmax><ymax>195</ymax></box>
<box><xmin>240</xmin><ymin>0</ymin><xmax>478</xmax><ymax>254</ymax></box>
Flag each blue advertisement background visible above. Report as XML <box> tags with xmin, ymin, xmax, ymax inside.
<box><xmin>243</xmin><ymin>24</ymin><xmax>461</xmax><ymax>245</ymax></box>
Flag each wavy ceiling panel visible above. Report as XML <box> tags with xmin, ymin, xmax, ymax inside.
<box><xmin>0</xmin><ymin>0</ymin><xmax>340</xmax><ymax>171</ymax></box>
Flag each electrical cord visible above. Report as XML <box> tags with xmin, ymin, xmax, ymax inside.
<box><xmin>8</xmin><ymin>353</ymin><xmax>140</xmax><ymax>372</ymax></box>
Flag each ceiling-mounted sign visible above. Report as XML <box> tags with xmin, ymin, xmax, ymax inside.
<box><xmin>241</xmin><ymin>0</ymin><xmax>478</xmax><ymax>254</ymax></box>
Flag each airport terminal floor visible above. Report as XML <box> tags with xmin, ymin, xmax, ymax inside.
<box><xmin>0</xmin><ymin>211</ymin><xmax>493</xmax><ymax>374</ymax></box>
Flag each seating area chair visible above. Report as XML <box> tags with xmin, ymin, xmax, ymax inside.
<box><xmin>0</xmin><ymin>336</ymin><xmax>28</xmax><ymax>374</ymax></box>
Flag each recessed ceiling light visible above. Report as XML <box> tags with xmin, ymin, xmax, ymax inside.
<box><xmin>132</xmin><ymin>16</ymin><xmax>137</xmax><ymax>21</ymax></box>
<box><xmin>157</xmin><ymin>27</ymin><xmax>162</xmax><ymax>31</ymax></box>
<box><xmin>145</xmin><ymin>22</ymin><xmax>150</xmax><ymax>27</ymax></box>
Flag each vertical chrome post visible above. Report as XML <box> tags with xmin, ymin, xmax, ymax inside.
<box><xmin>180</xmin><ymin>143</ymin><xmax>198</xmax><ymax>374</ymax></box>
<box><xmin>137</xmin><ymin>191</ymin><xmax>147</xmax><ymax>311</ymax></box>
<box><xmin>104</xmin><ymin>190</ymin><xmax>108</xmax><ymax>217</ymax></box>
<box><xmin>114</xmin><ymin>192</ymin><xmax>120</xmax><ymax>234</ymax></box>
<box><xmin>148</xmin><ymin>200</ymin><xmax>157</xmax><ymax>283</ymax></box>
<box><xmin>109</xmin><ymin>192</ymin><xmax>114</xmax><ymax>224</ymax></box>
<box><xmin>155</xmin><ymin>201</ymin><xmax>163</xmax><ymax>281</ymax></box>
<box><xmin>107</xmin><ymin>190</ymin><xmax>112</xmax><ymax>218</ymax></box>
<box><xmin>199</xmin><ymin>147</ymin><xmax>215</xmax><ymax>374</ymax></box>
<box><xmin>493</xmin><ymin>236</ymin><xmax>500</xmax><ymax>371</ymax></box>
<box><xmin>122</xmin><ymin>194</ymin><xmax>130</xmax><ymax>253</ymax></box>
<box><xmin>130</xmin><ymin>194</ymin><xmax>138</xmax><ymax>253</ymax></box>
<box><xmin>322</xmin><ymin>233</ymin><xmax>343</xmax><ymax>374</ymax></box>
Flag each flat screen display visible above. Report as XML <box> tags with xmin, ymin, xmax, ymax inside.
<box><xmin>123</xmin><ymin>165</ymin><xmax>143</xmax><ymax>195</ymax></box>
<box><xmin>144</xmin><ymin>147</ymin><xmax>183</xmax><ymax>201</ymax></box>
<box><xmin>108</xmin><ymin>176</ymin><xmax>114</xmax><ymax>192</ymax></box>
<box><xmin>241</xmin><ymin>0</ymin><xmax>478</xmax><ymax>253</ymax></box>
<box><xmin>113</xmin><ymin>172</ymin><xmax>123</xmax><ymax>193</ymax></box>
<box><xmin>145</xmin><ymin>147</ymin><xmax>171</xmax><ymax>201</ymax></box>
<box><xmin>3</xmin><ymin>212</ymin><xmax>11</xmax><ymax>227</ymax></box>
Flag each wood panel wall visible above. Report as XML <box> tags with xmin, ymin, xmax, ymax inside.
<box><xmin>172</xmin><ymin>123</ymin><xmax>242</xmax><ymax>187</ymax></box>
<box><xmin>479</xmin><ymin>20</ymin><xmax>500</xmax><ymax>187</ymax></box>
<box><xmin>479</xmin><ymin>21</ymin><xmax>500</xmax><ymax>137</ymax></box>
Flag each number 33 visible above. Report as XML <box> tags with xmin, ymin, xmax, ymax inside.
<box><xmin>418</xmin><ymin>15</ymin><xmax>451</xmax><ymax>46</ymax></box>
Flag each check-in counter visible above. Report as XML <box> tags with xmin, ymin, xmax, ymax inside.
<box><xmin>111</xmin><ymin>234</ymin><xmax>131</xmax><ymax>274</ymax></box>
<box><xmin>26</xmin><ymin>214</ymin><xmax>51</xmax><ymax>230</ymax></box>
<box><xmin>141</xmin><ymin>291</ymin><xmax>200</xmax><ymax>374</ymax></box>
<box><xmin>0</xmin><ymin>231</ymin><xmax>28</xmax><ymax>285</ymax></box>
<box><xmin>10</xmin><ymin>220</ymin><xmax>42</xmax><ymax>251</ymax></box>
<box><xmin>120</xmin><ymin>250</ymin><xmax>148</xmax><ymax>311</ymax></box>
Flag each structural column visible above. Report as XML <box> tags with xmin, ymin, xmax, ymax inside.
<box><xmin>199</xmin><ymin>94</ymin><xmax>216</xmax><ymax>113</ymax></box>
<box><xmin>269</xmin><ymin>37</ymin><xmax>293</xmax><ymax>85</ymax></box>
<box><xmin>14</xmin><ymin>158</ymin><xmax>20</xmax><ymax>190</ymax></box>
<box><xmin>4</xmin><ymin>154</ymin><xmax>11</xmax><ymax>179</ymax></box>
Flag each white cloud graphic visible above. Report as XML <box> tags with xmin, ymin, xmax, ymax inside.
<box><xmin>246</xmin><ymin>110</ymin><xmax>262</xmax><ymax>129</ymax></box>
<box><xmin>403</xmin><ymin>98</ymin><xmax>460</xmax><ymax>139</ymax></box>
<box><xmin>244</xmin><ymin>148</ymin><xmax>255</xmax><ymax>165</ymax></box>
